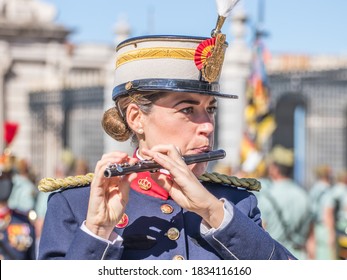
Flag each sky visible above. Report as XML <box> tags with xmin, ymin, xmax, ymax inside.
<box><xmin>44</xmin><ymin>0</ymin><xmax>347</xmax><ymax>55</ymax></box>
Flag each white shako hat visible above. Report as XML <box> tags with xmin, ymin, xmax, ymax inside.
<box><xmin>112</xmin><ymin>34</ymin><xmax>238</xmax><ymax>100</ymax></box>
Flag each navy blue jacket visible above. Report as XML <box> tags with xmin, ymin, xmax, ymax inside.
<box><xmin>0</xmin><ymin>209</ymin><xmax>36</xmax><ymax>260</ymax></box>
<box><xmin>38</xmin><ymin>182</ymin><xmax>296</xmax><ymax>260</ymax></box>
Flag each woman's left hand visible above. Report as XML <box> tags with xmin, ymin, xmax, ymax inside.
<box><xmin>142</xmin><ymin>145</ymin><xmax>224</xmax><ymax>228</ymax></box>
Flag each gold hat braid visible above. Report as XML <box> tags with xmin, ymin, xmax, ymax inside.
<box><xmin>37</xmin><ymin>172</ymin><xmax>261</xmax><ymax>193</ymax></box>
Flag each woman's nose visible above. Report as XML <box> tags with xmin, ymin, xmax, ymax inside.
<box><xmin>197</xmin><ymin>120</ymin><xmax>214</xmax><ymax>136</ymax></box>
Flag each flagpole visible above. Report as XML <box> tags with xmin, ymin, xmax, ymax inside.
<box><xmin>255</xmin><ymin>0</ymin><xmax>266</xmax><ymax>40</ymax></box>
<box><xmin>240</xmin><ymin>0</ymin><xmax>277</xmax><ymax>176</ymax></box>
<box><xmin>257</xmin><ymin>0</ymin><xmax>265</xmax><ymax>27</ymax></box>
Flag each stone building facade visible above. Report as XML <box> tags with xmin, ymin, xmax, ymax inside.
<box><xmin>1</xmin><ymin>0</ymin><xmax>346</xmax><ymax>188</ymax></box>
<box><xmin>0</xmin><ymin>0</ymin><xmax>114</xmax><ymax>177</ymax></box>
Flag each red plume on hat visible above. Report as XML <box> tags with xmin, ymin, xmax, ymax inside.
<box><xmin>4</xmin><ymin>121</ymin><xmax>19</xmax><ymax>146</ymax></box>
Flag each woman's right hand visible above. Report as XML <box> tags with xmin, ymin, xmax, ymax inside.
<box><xmin>85</xmin><ymin>151</ymin><xmax>138</xmax><ymax>239</ymax></box>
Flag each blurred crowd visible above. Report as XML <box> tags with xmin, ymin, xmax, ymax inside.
<box><xmin>214</xmin><ymin>145</ymin><xmax>347</xmax><ymax>260</ymax></box>
<box><xmin>0</xmin><ymin>148</ymin><xmax>90</xmax><ymax>260</ymax></box>
<box><xmin>1</xmin><ymin>145</ymin><xmax>347</xmax><ymax>260</ymax></box>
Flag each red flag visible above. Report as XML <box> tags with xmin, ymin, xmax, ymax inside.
<box><xmin>4</xmin><ymin>122</ymin><xmax>19</xmax><ymax>146</ymax></box>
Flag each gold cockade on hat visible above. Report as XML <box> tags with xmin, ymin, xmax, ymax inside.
<box><xmin>194</xmin><ymin>0</ymin><xmax>240</xmax><ymax>83</ymax></box>
<box><xmin>197</xmin><ymin>33</ymin><xmax>227</xmax><ymax>83</ymax></box>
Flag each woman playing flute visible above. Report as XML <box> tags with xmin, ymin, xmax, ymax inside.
<box><xmin>38</xmin><ymin>33</ymin><xmax>296</xmax><ymax>260</ymax></box>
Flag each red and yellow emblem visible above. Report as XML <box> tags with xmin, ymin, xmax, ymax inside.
<box><xmin>115</xmin><ymin>213</ymin><xmax>129</xmax><ymax>228</ymax></box>
<box><xmin>194</xmin><ymin>37</ymin><xmax>216</xmax><ymax>70</ymax></box>
<box><xmin>194</xmin><ymin>34</ymin><xmax>226</xmax><ymax>83</ymax></box>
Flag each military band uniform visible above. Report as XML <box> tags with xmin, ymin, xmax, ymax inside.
<box><xmin>0</xmin><ymin>155</ymin><xmax>36</xmax><ymax>260</ymax></box>
<box><xmin>37</xmin><ymin>5</ymin><xmax>296</xmax><ymax>260</ymax></box>
<box><xmin>38</xmin><ymin>175</ymin><xmax>295</xmax><ymax>260</ymax></box>
<box><xmin>0</xmin><ymin>208</ymin><xmax>36</xmax><ymax>260</ymax></box>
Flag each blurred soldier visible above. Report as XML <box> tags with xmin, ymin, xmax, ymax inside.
<box><xmin>251</xmin><ymin>159</ymin><xmax>272</xmax><ymax>199</ymax></box>
<box><xmin>325</xmin><ymin>170</ymin><xmax>347</xmax><ymax>259</ymax></box>
<box><xmin>0</xmin><ymin>154</ymin><xmax>36</xmax><ymax>259</ymax></box>
<box><xmin>257</xmin><ymin>145</ymin><xmax>311</xmax><ymax>259</ymax></box>
<box><xmin>306</xmin><ymin>165</ymin><xmax>335</xmax><ymax>259</ymax></box>
<box><xmin>339</xmin><ymin>194</ymin><xmax>347</xmax><ymax>259</ymax></box>
<box><xmin>8</xmin><ymin>158</ymin><xmax>38</xmax><ymax>213</ymax></box>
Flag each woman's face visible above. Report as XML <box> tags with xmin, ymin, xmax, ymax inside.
<box><xmin>139</xmin><ymin>92</ymin><xmax>217</xmax><ymax>172</ymax></box>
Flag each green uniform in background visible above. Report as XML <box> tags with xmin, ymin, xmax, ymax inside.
<box><xmin>8</xmin><ymin>174</ymin><xmax>37</xmax><ymax>212</ymax></box>
<box><xmin>257</xmin><ymin>145</ymin><xmax>311</xmax><ymax>260</ymax></box>
<box><xmin>325</xmin><ymin>181</ymin><xmax>347</xmax><ymax>259</ymax></box>
<box><xmin>309</xmin><ymin>180</ymin><xmax>334</xmax><ymax>259</ymax></box>
<box><xmin>257</xmin><ymin>178</ymin><xmax>311</xmax><ymax>260</ymax></box>
<box><xmin>327</xmin><ymin>183</ymin><xmax>347</xmax><ymax>232</ymax></box>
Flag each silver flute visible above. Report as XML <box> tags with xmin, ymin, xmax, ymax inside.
<box><xmin>104</xmin><ymin>149</ymin><xmax>226</xmax><ymax>178</ymax></box>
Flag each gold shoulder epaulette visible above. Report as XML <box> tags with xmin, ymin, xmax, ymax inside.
<box><xmin>38</xmin><ymin>173</ymin><xmax>94</xmax><ymax>192</ymax></box>
<box><xmin>38</xmin><ymin>172</ymin><xmax>261</xmax><ymax>193</ymax></box>
<box><xmin>199</xmin><ymin>172</ymin><xmax>261</xmax><ymax>192</ymax></box>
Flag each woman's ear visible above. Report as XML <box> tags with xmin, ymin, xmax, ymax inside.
<box><xmin>126</xmin><ymin>103</ymin><xmax>144</xmax><ymax>134</ymax></box>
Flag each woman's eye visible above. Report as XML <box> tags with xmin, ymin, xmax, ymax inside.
<box><xmin>207</xmin><ymin>106</ymin><xmax>217</xmax><ymax>114</ymax></box>
<box><xmin>179</xmin><ymin>106</ymin><xmax>217</xmax><ymax>115</ymax></box>
<box><xmin>180</xmin><ymin>107</ymin><xmax>193</xmax><ymax>114</ymax></box>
